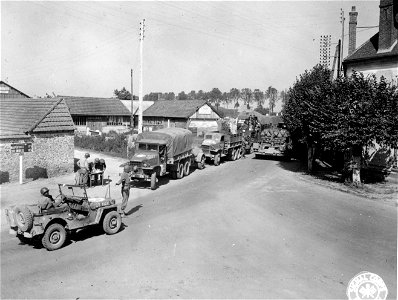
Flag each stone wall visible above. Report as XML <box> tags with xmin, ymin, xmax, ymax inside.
<box><xmin>0</xmin><ymin>133</ymin><xmax>74</xmax><ymax>184</ymax></box>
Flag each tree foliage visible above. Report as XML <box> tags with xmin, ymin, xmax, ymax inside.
<box><xmin>283</xmin><ymin>64</ymin><xmax>398</xmax><ymax>179</ymax></box>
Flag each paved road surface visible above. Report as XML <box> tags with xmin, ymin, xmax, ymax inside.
<box><xmin>1</xmin><ymin>152</ymin><xmax>396</xmax><ymax>299</ymax></box>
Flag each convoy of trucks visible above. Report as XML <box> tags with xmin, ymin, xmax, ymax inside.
<box><xmin>127</xmin><ymin>128</ymin><xmax>206</xmax><ymax>190</ymax></box>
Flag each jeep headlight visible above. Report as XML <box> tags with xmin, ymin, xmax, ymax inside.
<box><xmin>142</xmin><ymin>162</ymin><xmax>150</xmax><ymax>168</ymax></box>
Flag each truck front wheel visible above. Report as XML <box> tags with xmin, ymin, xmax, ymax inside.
<box><xmin>214</xmin><ymin>153</ymin><xmax>221</xmax><ymax>166</ymax></box>
<box><xmin>150</xmin><ymin>172</ymin><xmax>157</xmax><ymax>190</ymax></box>
<box><xmin>198</xmin><ymin>156</ymin><xmax>206</xmax><ymax>170</ymax></box>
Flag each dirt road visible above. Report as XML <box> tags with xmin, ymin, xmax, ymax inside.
<box><xmin>1</xmin><ymin>150</ymin><xmax>396</xmax><ymax>298</ymax></box>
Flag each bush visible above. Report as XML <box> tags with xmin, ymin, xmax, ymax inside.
<box><xmin>74</xmin><ymin>132</ymin><xmax>128</xmax><ymax>157</ymax></box>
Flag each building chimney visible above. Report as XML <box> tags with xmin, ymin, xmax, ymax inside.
<box><xmin>378</xmin><ymin>0</ymin><xmax>397</xmax><ymax>52</ymax></box>
<box><xmin>348</xmin><ymin>6</ymin><xmax>358</xmax><ymax>56</ymax></box>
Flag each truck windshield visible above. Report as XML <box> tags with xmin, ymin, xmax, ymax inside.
<box><xmin>138</xmin><ymin>143</ymin><xmax>158</xmax><ymax>151</ymax></box>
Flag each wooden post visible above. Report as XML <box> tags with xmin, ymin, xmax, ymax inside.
<box><xmin>19</xmin><ymin>153</ymin><xmax>23</xmax><ymax>184</ymax></box>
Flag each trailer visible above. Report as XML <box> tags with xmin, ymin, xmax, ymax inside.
<box><xmin>127</xmin><ymin>128</ymin><xmax>205</xmax><ymax>190</ymax></box>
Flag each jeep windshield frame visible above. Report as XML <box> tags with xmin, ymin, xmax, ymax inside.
<box><xmin>58</xmin><ymin>184</ymin><xmax>88</xmax><ymax>199</ymax></box>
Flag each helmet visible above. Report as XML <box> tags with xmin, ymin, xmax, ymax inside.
<box><xmin>85</xmin><ymin>153</ymin><xmax>90</xmax><ymax>158</ymax></box>
<box><xmin>99</xmin><ymin>158</ymin><xmax>105</xmax><ymax>164</ymax></box>
<box><xmin>94</xmin><ymin>158</ymin><xmax>100</xmax><ymax>163</ymax></box>
<box><xmin>123</xmin><ymin>165</ymin><xmax>131</xmax><ymax>172</ymax></box>
<box><xmin>40</xmin><ymin>187</ymin><xmax>49</xmax><ymax>195</ymax></box>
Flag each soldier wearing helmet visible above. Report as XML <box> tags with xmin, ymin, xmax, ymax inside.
<box><xmin>116</xmin><ymin>165</ymin><xmax>132</xmax><ymax>215</ymax></box>
<box><xmin>38</xmin><ymin>187</ymin><xmax>61</xmax><ymax>211</ymax></box>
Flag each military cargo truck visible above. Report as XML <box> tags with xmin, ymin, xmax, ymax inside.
<box><xmin>253</xmin><ymin>123</ymin><xmax>292</xmax><ymax>160</ymax></box>
<box><xmin>128</xmin><ymin>128</ymin><xmax>205</xmax><ymax>190</ymax></box>
<box><xmin>201</xmin><ymin>132</ymin><xmax>243</xmax><ymax>165</ymax></box>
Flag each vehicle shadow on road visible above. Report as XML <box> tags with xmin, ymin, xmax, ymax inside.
<box><xmin>67</xmin><ymin>224</ymin><xmax>127</xmax><ymax>246</ymax></box>
<box><xmin>125</xmin><ymin>204</ymin><xmax>143</xmax><ymax>216</ymax></box>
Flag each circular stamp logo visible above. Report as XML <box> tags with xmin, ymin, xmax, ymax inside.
<box><xmin>346</xmin><ymin>271</ymin><xmax>388</xmax><ymax>300</ymax></box>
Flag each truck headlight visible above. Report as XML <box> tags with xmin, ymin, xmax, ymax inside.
<box><xmin>142</xmin><ymin>162</ymin><xmax>150</xmax><ymax>167</ymax></box>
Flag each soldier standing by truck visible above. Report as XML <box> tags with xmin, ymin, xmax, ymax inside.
<box><xmin>116</xmin><ymin>165</ymin><xmax>131</xmax><ymax>216</ymax></box>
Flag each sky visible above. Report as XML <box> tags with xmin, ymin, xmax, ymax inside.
<box><xmin>1</xmin><ymin>1</ymin><xmax>380</xmax><ymax>99</ymax></box>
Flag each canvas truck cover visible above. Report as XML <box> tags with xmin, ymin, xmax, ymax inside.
<box><xmin>136</xmin><ymin>128</ymin><xmax>193</xmax><ymax>158</ymax></box>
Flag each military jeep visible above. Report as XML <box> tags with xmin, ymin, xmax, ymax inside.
<box><xmin>4</xmin><ymin>184</ymin><xmax>123</xmax><ymax>251</ymax></box>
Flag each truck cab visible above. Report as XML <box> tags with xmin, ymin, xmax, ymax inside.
<box><xmin>129</xmin><ymin>140</ymin><xmax>167</xmax><ymax>189</ymax></box>
<box><xmin>201</xmin><ymin>132</ymin><xmax>225</xmax><ymax>155</ymax></box>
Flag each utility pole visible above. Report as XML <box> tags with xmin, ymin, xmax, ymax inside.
<box><xmin>138</xmin><ymin>19</ymin><xmax>145</xmax><ymax>134</ymax></box>
<box><xmin>340</xmin><ymin>8</ymin><xmax>345</xmax><ymax>72</ymax></box>
<box><xmin>130</xmin><ymin>69</ymin><xmax>134</xmax><ymax>128</ymax></box>
<box><xmin>337</xmin><ymin>39</ymin><xmax>341</xmax><ymax>78</ymax></box>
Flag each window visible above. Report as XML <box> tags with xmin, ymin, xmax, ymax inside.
<box><xmin>73</xmin><ymin>116</ymin><xmax>87</xmax><ymax>126</ymax></box>
<box><xmin>107</xmin><ymin>116</ymin><xmax>123</xmax><ymax>126</ymax></box>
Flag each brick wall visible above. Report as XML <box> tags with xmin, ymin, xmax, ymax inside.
<box><xmin>0</xmin><ymin>133</ymin><xmax>74</xmax><ymax>183</ymax></box>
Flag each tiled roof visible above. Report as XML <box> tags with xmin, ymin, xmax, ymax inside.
<box><xmin>144</xmin><ymin>100</ymin><xmax>213</xmax><ymax>118</ymax></box>
<box><xmin>0</xmin><ymin>98</ymin><xmax>75</xmax><ymax>139</ymax></box>
<box><xmin>63</xmin><ymin>97</ymin><xmax>131</xmax><ymax>116</ymax></box>
<box><xmin>344</xmin><ymin>32</ymin><xmax>398</xmax><ymax>63</ymax></box>
<box><xmin>0</xmin><ymin>81</ymin><xmax>30</xmax><ymax>98</ymax></box>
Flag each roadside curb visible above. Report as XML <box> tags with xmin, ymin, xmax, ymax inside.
<box><xmin>297</xmin><ymin>173</ymin><xmax>397</xmax><ymax>205</ymax></box>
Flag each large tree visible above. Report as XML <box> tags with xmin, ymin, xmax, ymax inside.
<box><xmin>177</xmin><ymin>91</ymin><xmax>188</xmax><ymax>100</ymax></box>
<box><xmin>253</xmin><ymin>89</ymin><xmax>265</xmax><ymax>108</ymax></box>
<box><xmin>114</xmin><ymin>87</ymin><xmax>132</xmax><ymax>100</ymax></box>
<box><xmin>265</xmin><ymin>86</ymin><xmax>278</xmax><ymax>114</ymax></box>
<box><xmin>282</xmin><ymin>65</ymin><xmax>333</xmax><ymax>172</ymax></box>
<box><xmin>241</xmin><ymin>88</ymin><xmax>253</xmax><ymax>109</ymax></box>
<box><xmin>208</xmin><ymin>88</ymin><xmax>223</xmax><ymax>109</ymax></box>
<box><xmin>229</xmin><ymin>88</ymin><xmax>241</xmax><ymax>108</ymax></box>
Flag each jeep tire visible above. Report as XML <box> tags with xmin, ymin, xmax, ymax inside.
<box><xmin>103</xmin><ymin>211</ymin><xmax>122</xmax><ymax>235</ymax></box>
<box><xmin>42</xmin><ymin>223</ymin><xmax>67</xmax><ymax>251</ymax></box>
<box><xmin>15</xmin><ymin>206</ymin><xmax>33</xmax><ymax>232</ymax></box>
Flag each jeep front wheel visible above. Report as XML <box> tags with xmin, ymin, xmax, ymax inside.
<box><xmin>42</xmin><ymin>223</ymin><xmax>67</xmax><ymax>251</ymax></box>
<box><xmin>103</xmin><ymin>211</ymin><xmax>122</xmax><ymax>235</ymax></box>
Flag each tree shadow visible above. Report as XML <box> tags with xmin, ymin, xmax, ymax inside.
<box><xmin>25</xmin><ymin>166</ymin><xmax>48</xmax><ymax>181</ymax></box>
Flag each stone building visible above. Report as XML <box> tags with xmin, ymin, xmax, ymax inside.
<box><xmin>0</xmin><ymin>98</ymin><xmax>75</xmax><ymax>184</ymax></box>
<box><xmin>0</xmin><ymin>81</ymin><xmax>30</xmax><ymax>99</ymax></box>
<box><xmin>343</xmin><ymin>1</ymin><xmax>398</xmax><ymax>83</ymax></box>
<box><xmin>63</xmin><ymin>97</ymin><xmax>131</xmax><ymax>134</ymax></box>
<box><xmin>143</xmin><ymin>100</ymin><xmax>221</xmax><ymax>134</ymax></box>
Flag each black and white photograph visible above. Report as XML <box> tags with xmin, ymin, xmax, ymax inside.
<box><xmin>1</xmin><ymin>1</ymin><xmax>397</xmax><ymax>299</ymax></box>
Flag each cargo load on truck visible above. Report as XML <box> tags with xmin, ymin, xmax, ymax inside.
<box><xmin>136</xmin><ymin>128</ymin><xmax>193</xmax><ymax>163</ymax></box>
<box><xmin>253</xmin><ymin>123</ymin><xmax>292</xmax><ymax>160</ymax></box>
